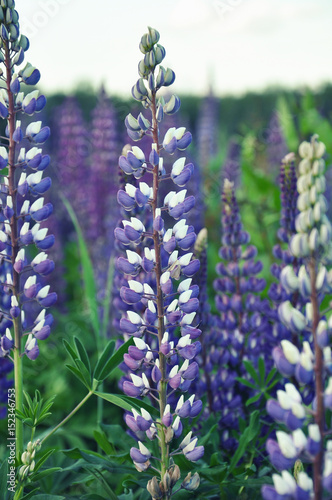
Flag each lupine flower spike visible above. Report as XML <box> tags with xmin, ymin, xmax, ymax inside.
<box><xmin>115</xmin><ymin>27</ymin><xmax>203</xmax><ymax>498</ymax></box>
<box><xmin>0</xmin><ymin>0</ymin><xmax>55</xmax><ymax>456</ymax></box>
<box><xmin>263</xmin><ymin>135</ymin><xmax>332</xmax><ymax>500</ymax></box>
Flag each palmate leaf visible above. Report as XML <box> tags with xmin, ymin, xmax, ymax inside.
<box><xmin>61</xmin><ymin>194</ymin><xmax>100</xmax><ymax>340</ymax></box>
<box><xmin>93</xmin><ymin>340</ymin><xmax>115</xmax><ymax>381</ymax></box>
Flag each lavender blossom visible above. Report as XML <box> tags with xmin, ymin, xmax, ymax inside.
<box><xmin>221</xmin><ymin>139</ymin><xmax>241</xmax><ymax>189</ymax></box>
<box><xmin>115</xmin><ymin>27</ymin><xmax>203</xmax><ymax>498</ymax></box>
<box><xmin>196</xmin><ymin>88</ymin><xmax>219</xmax><ymax>168</ymax></box>
<box><xmin>263</xmin><ymin>136</ymin><xmax>332</xmax><ymax>500</ymax></box>
<box><xmin>266</xmin><ymin>111</ymin><xmax>288</xmax><ymax>173</ymax></box>
<box><xmin>211</xmin><ymin>179</ymin><xmax>270</xmax><ymax>451</ymax></box>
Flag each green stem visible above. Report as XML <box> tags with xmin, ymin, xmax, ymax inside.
<box><xmin>13</xmin><ymin>484</ymin><xmax>24</xmax><ymax>500</ymax></box>
<box><xmin>150</xmin><ymin>90</ymin><xmax>169</xmax><ymax>496</ymax></box>
<box><xmin>40</xmin><ymin>391</ymin><xmax>94</xmax><ymax>445</ymax></box>
<box><xmin>13</xmin><ymin>348</ymin><xmax>23</xmax><ymax>461</ymax></box>
<box><xmin>309</xmin><ymin>260</ymin><xmax>324</xmax><ymax>500</ymax></box>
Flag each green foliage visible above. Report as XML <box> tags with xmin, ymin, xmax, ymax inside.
<box><xmin>16</xmin><ymin>390</ymin><xmax>55</xmax><ymax>429</ymax></box>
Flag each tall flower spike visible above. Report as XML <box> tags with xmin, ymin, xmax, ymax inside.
<box><xmin>266</xmin><ymin>111</ymin><xmax>288</xmax><ymax>174</ymax></box>
<box><xmin>116</xmin><ymin>27</ymin><xmax>203</xmax><ymax>498</ymax></box>
<box><xmin>263</xmin><ymin>135</ymin><xmax>332</xmax><ymax>500</ymax></box>
<box><xmin>211</xmin><ymin>178</ymin><xmax>273</xmax><ymax>453</ymax></box>
<box><xmin>0</xmin><ymin>0</ymin><xmax>56</xmax><ymax>457</ymax></box>
<box><xmin>196</xmin><ymin>87</ymin><xmax>219</xmax><ymax>169</ymax></box>
<box><xmin>221</xmin><ymin>139</ymin><xmax>241</xmax><ymax>189</ymax></box>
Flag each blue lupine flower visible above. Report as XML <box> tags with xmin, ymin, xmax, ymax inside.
<box><xmin>115</xmin><ymin>27</ymin><xmax>203</xmax><ymax>497</ymax></box>
<box><xmin>0</xmin><ymin>1</ymin><xmax>56</xmax><ymax>372</ymax></box>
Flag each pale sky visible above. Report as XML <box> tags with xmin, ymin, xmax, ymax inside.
<box><xmin>15</xmin><ymin>0</ymin><xmax>332</xmax><ymax>97</ymax></box>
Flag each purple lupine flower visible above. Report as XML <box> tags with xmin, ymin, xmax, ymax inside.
<box><xmin>0</xmin><ymin>2</ymin><xmax>56</xmax><ymax>436</ymax></box>
<box><xmin>263</xmin><ymin>135</ymin><xmax>332</xmax><ymax>499</ymax></box>
<box><xmin>87</xmin><ymin>86</ymin><xmax>119</xmax><ymax>243</ymax></box>
<box><xmin>115</xmin><ymin>27</ymin><xmax>203</xmax><ymax>497</ymax></box>
<box><xmin>196</xmin><ymin>88</ymin><xmax>219</xmax><ymax>168</ymax></box>
<box><xmin>266</xmin><ymin>111</ymin><xmax>288</xmax><ymax>173</ymax></box>
<box><xmin>52</xmin><ymin>97</ymin><xmax>90</xmax><ymax>227</ymax></box>
<box><xmin>221</xmin><ymin>139</ymin><xmax>241</xmax><ymax>189</ymax></box>
<box><xmin>209</xmin><ymin>179</ymin><xmax>274</xmax><ymax>452</ymax></box>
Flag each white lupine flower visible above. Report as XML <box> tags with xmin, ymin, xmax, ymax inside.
<box><xmin>24</xmin><ymin>276</ymin><xmax>36</xmax><ymax>289</ymax></box>
<box><xmin>125</xmin><ymin>183</ymin><xmax>136</xmax><ymax>197</ymax></box>
<box><xmin>37</xmin><ymin>285</ymin><xmax>50</xmax><ymax>299</ymax></box>
<box><xmin>179</xmin><ymin>290</ymin><xmax>192</xmax><ymax>304</ymax></box>
<box><xmin>131</xmin><ymin>146</ymin><xmax>145</xmax><ymax>160</ymax></box>
<box><xmin>127</xmin><ymin>311</ymin><xmax>141</xmax><ymax>324</ymax></box>
<box><xmin>178</xmin><ymin>253</ymin><xmax>193</xmax><ymax>267</ymax></box>
<box><xmin>281</xmin><ymin>340</ymin><xmax>300</xmax><ymax>364</ymax></box>
<box><xmin>126</xmin><ymin>250</ymin><xmax>141</xmax><ymax>265</ymax></box>
<box><xmin>276</xmin><ymin>431</ymin><xmax>297</xmax><ymax>458</ymax></box>
<box><xmin>178</xmin><ymin>278</ymin><xmax>192</xmax><ymax>292</ymax></box>
<box><xmin>128</xmin><ymin>281</ymin><xmax>143</xmax><ymax>293</ymax></box>
<box><xmin>172</xmin><ymin>157</ymin><xmax>186</xmax><ymax>176</ymax></box>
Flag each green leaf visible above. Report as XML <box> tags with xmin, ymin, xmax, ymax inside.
<box><xmin>65</xmin><ymin>364</ymin><xmax>90</xmax><ymax>388</ymax></box>
<box><xmin>236</xmin><ymin>377</ymin><xmax>256</xmax><ymax>390</ymax></box>
<box><xmin>198</xmin><ymin>424</ymin><xmax>218</xmax><ymax>446</ymax></box>
<box><xmin>94</xmin><ymin>393</ymin><xmax>139</xmax><ymax>413</ymax></box>
<box><xmin>74</xmin><ymin>337</ymin><xmax>91</xmax><ymax>373</ymax></box>
<box><xmin>63</xmin><ymin>339</ymin><xmax>79</xmax><ymax>364</ymax></box>
<box><xmin>245</xmin><ymin>393</ymin><xmax>262</xmax><ymax>406</ymax></box>
<box><xmin>61</xmin><ymin>194</ymin><xmax>100</xmax><ymax>339</ymax></box>
<box><xmin>97</xmin><ymin>337</ymin><xmax>135</xmax><ymax>381</ymax></box>
<box><xmin>34</xmin><ymin>449</ymin><xmax>55</xmax><ymax>473</ymax></box>
<box><xmin>228</xmin><ymin>411</ymin><xmax>260</xmax><ymax>476</ymax></box>
<box><xmin>93</xmin><ymin>340</ymin><xmax>115</xmax><ymax>381</ymax></box>
<box><xmin>102</xmin><ymin>256</ymin><xmax>115</xmax><ymax>339</ymax></box>
<box><xmin>74</xmin><ymin>359</ymin><xmax>92</xmax><ymax>389</ymax></box>
<box><xmin>93</xmin><ymin>430</ymin><xmax>114</xmax><ymax>455</ymax></box>
<box><xmin>0</xmin><ymin>460</ymin><xmax>7</xmax><ymax>496</ymax></box>
<box><xmin>32</xmin><ymin>467</ymin><xmax>62</xmax><ymax>481</ymax></box>
<box><xmin>258</xmin><ymin>357</ymin><xmax>265</xmax><ymax>383</ymax></box>
<box><xmin>30</xmin><ymin>496</ymin><xmax>65</xmax><ymax>500</ymax></box>
<box><xmin>22</xmin><ymin>488</ymin><xmax>40</xmax><ymax>500</ymax></box>
<box><xmin>117</xmin><ymin>395</ymin><xmax>159</xmax><ymax>417</ymax></box>
<box><xmin>243</xmin><ymin>360</ymin><xmax>259</xmax><ymax>385</ymax></box>
<box><xmin>266</xmin><ymin>367</ymin><xmax>278</xmax><ymax>385</ymax></box>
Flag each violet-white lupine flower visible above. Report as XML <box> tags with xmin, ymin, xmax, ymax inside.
<box><xmin>196</xmin><ymin>88</ymin><xmax>219</xmax><ymax>169</ymax></box>
<box><xmin>263</xmin><ymin>136</ymin><xmax>332</xmax><ymax>499</ymax></box>
<box><xmin>115</xmin><ymin>27</ymin><xmax>203</xmax><ymax>498</ymax></box>
<box><xmin>0</xmin><ymin>2</ymin><xmax>56</xmax><ymax>373</ymax></box>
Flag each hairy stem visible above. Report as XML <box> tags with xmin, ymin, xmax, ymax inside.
<box><xmin>5</xmin><ymin>42</ymin><xmax>23</xmax><ymax>473</ymax></box>
<box><xmin>150</xmin><ymin>90</ymin><xmax>169</xmax><ymax>492</ymax></box>
<box><xmin>40</xmin><ymin>390</ymin><xmax>94</xmax><ymax>445</ymax></box>
<box><xmin>309</xmin><ymin>259</ymin><xmax>324</xmax><ymax>500</ymax></box>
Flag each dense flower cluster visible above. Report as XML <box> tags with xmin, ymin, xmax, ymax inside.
<box><xmin>115</xmin><ymin>27</ymin><xmax>204</xmax><ymax>498</ymax></box>
<box><xmin>203</xmin><ymin>179</ymin><xmax>270</xmax><ymax>450</ymax></box>
<box><xmin>0</xmin><ymin>0</ymin><xmax>56</xmax><ymax>370</ymax></box>
<box><xmin>263</xmin><ymin>136</ymin><xmax>332</xmax><ymax>500</ymax></box>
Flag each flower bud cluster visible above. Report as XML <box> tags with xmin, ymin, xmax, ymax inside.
<box><xmin>0</xmin><ymin>0</ymin><xmax>56</xmax><ymax>363</ymax></box>
<box><xmin>263</xmin><ymin>136</ymin><xmax>332</xmax><ymax>498</ymax></box>
<box><xmin>18</xmin><ymin>439</ymin><xmax>41</xmax><ymax>480</ymax></box>
<box><xmin>115</xmin><ymin>27</ymin><xmax>203</xmax><ymax>497</ymax></box>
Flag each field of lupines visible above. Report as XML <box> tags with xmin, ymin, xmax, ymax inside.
<box><xmin>0</xmin><ymin>3</ymin><xmax>332</xmax><ymax>500</ymax></box>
